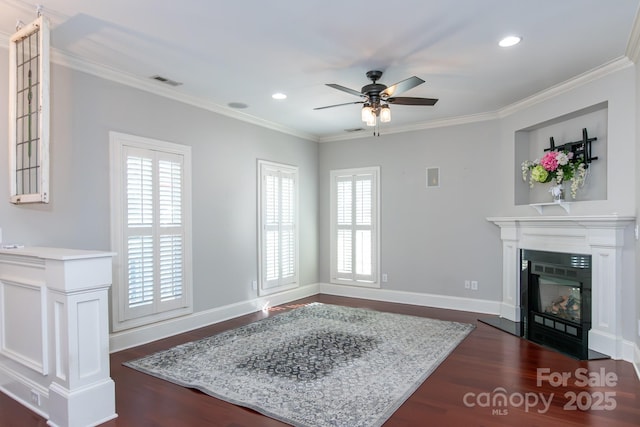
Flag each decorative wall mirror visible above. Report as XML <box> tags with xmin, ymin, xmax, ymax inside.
<box><xmin>8</xmin><ymin>15</ymin><xmax>50</xmax><ymax>204</ymax></box>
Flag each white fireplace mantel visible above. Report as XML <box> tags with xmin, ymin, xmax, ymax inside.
<box><xmin>488</xmin><ymin>215</ymin><xmax>635</xmax><ymax>360</ymax></box>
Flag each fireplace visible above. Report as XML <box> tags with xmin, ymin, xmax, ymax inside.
<box><xmin>488</xmin><ymin>215</ymin><xmax>634</xmax><ymax>361</ymax></box>
<box><xmin>520</xmin><ymin>250</ymin><xmax>591</xmax><ymax>359</ymax></box>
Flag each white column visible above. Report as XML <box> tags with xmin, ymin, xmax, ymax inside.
<box><xmin>586</xmin><ymin>225</ymin><xmax>625</xmax><ymax>359</ymax></box>
<box><xmin>45</xmin><ymin>255</ymin><xmax>117</xmax><ymax>427</ymax></box>
<box><xmin>493</xmin><ymin>220</ymin><xmax>521</xmax><ymax>322</ymax></box>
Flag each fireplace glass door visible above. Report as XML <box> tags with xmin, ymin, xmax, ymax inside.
<box><xmin>537</xmin><ymin>276</ymin><xmax>581</xmax><ymax>323</ymax></box>
<box><xmin>521</xmin><ymin>249</ymin><xmax>591</xmax><ymax>359</ymax></box>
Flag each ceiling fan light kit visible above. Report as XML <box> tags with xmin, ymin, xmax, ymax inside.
<box><xmin>380</xmin><ymin>104</ymin><xmax>391</xmax><ymax>123</ymax></box>
<box><xmin>315</xmin><ymin>70</ymin><xmax>438</xmax><ymax>134</ymax></box>
<box><xmin>362</xmin><ymin>104</ymin><xmax>373</xmax><ymax>122</ymax></box>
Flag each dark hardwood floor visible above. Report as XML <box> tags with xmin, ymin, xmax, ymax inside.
<box><xmin>2</xmin><ymin>294</ymin><xmax>639</xmax><ymax>426</ymax></box>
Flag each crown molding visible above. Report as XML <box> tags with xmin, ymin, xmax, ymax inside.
<box><xmin>320</xmin><ymin>55</ymin><xmax>634</xmax><ymax>143</ymax></box>
<box><xmin>0</xmin><ymin>30</ymin><xmax>318</xmax><ymax>142</ymax></box>
<box><xmin>386</xmin><ymin>111</ymin><xmax>499</xmax><ymax>134</ymax></box>
<box><xmin>626</xmin><ymin>3</ymin><xmax>640</xmax><ymax>63</ymax></box>
<box><xmin>54</xmin><ymin>50</ymin><xmax>319</xmax><ymax>142</ymax></box>
<box><xmin>317</xmin><ymin>111</ymin><xmax>499</xmax><ymax>143</ymax></box>
<box><xmin>497</xmin><ymin>56</ymin><xmax>633</xmax><ymax>119</ymax></box>
<box><xmin>1</xmin><ymin>30</ymin><xmax>634</xmax><ymax>143</ymax></box>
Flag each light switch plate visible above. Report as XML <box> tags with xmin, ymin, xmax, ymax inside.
<box><xmin>426</xmin><ymin>167</ymin><xmax>440</xmax><ymax>188</ymax></box>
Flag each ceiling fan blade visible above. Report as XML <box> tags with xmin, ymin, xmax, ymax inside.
<box><xmin>314</xmin><ymin>101</ymin><xmax>365</xmax><ymax>110</ymax></box>
<box><xmin>381</xmin><ymin>76</ymin><xmax>425</xmax><ymax>97</ymax></box>
<box><xmin>387</xmin><ymin>96</ymin><xmax>438</xmax><ymax>106</ymax></box>
<box><xmin>326</xmin><ymin>83</ymin><xmax>364</xmax><ymax>97</ymax></box>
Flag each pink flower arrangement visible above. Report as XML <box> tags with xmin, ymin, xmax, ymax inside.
<box><xmin>539</xmin><ymin>151</ymin><xmax>573</xmax><ymax>173</ymax></box>
<box><xmin>522</xmin><ymin>150</ymin><xmax>587</xmax><ymax>198</ymax></box>
<box><xmin>539</xmin><ymin>151</ymin><xmax>559</xmax><ymax>171</ymax></box>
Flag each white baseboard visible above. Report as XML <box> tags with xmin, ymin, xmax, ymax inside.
<box><xmin>634</xmin><ymin>343</ymin><xmax>640</xmax><ymax>381</ymax></box>
<box><xmin>109</xmin><ymin>282</ymin><xmax>501</xmax><ymax>353</ymax></box>
<box><xmin>108</xmin><ymin>281</ymin><xmax>640</xmax><ymax>382</ymax></box>
<box><xmin>0</xmin><ymin>363</ymin><xmax>49</xmax><ymax>419</ymax></box>
<box><xmin>588</xmin><ymin>329</ymin><xmax>639</xmax><ymax>365</ymax></box>
<box><xmin>499</xmin><ymin>302</ymin><xmax>520</xmax><ymax>322</ymax></box>
<box><xmin>109</xmin><ymin>284</ymin><xmax>320</xmax><ymax>352</ymax></box>
<box><xmin>621</xmin><ymin>338</ymin><xmax>637</xmax><ymax>364</ymax></box>
<box><xmin>318</xmin><ymin>283</ymin><xmax>501</xmax><ymax>315</ymax></box>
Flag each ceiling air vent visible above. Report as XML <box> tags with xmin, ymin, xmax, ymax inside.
<box><xmin>228</xmin><ymin>102</ymin><xmax>249</xmax><ymax>109</ymax></box>
<box><xmin>150</xmin><ymin>75</ymin><xmax>183</xmax><ymax>87</ymax></box>
<box><xmin>344</xmin><ymin>128</ymin><xmax>365</xmax><ymax>133</ymax></box>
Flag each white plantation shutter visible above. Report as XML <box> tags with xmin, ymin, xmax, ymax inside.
<box><xmin>159</xmin><ymin>234</ymin><xmax>183</xmax><ymax>302</ymax></box>
<box><xmin>127</xmin><ymin>156</ymin><xmax>153</xmax><ymax>226</ymax></box>
<box><xmin>126</xmin><ymin>154</ymin><xmax>154</xmax><ymax>309</ymax></box>
<box><xmin>127</xmin><ymin>235</ymin><xmax>153</xmax><ymax>307</ymax></box>
<box><xmin>259</xmin><ymin>161</ymin><xmax>298</xmax><ymax>295</ymax></box>
<box><xmin>336</xmin><ymin>178</ymin><xmax>353</xmax><ymax>276</ymax></box>
<box><xmin>111</xmin><ymin>132</ymin><xmax>192</xmax><ymax>330</ymax></box>
<box><xmin>331</xmin><ymin>167</ymin><xmax>379</xmax><ymax>286</ymax></box>
<box><xmin>158</xmin><ymin>159</ymin><xmax>183</xmax><ymax>303</ymax></box>
<box><xmin>354</xmin><ymin>177</ymin><xmax>372</xmax><ymax>278</ymax></box>
<box><xmin>280</xmin><ymin>173</ymin><xmax>296</xmax><ymax>280</ymax></box>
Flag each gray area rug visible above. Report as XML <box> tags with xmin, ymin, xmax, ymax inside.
<box><xmin>124</xmin><ymin>303</ymin><xmax>475</xmax><ymax>427</ymax></box>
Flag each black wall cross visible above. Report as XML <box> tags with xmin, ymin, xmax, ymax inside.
<box><xmin>545</xmin><ymin>128</ymin><xmax>598</xmax><ymax>166</ymax></box>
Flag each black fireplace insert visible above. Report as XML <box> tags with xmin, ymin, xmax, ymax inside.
<box><xmin>520</xmin><ymin>249</ymin><xmax>592</xmax><ymax>359</ymax></box>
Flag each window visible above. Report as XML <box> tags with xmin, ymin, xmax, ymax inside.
<box><xmin>258</xmin><ymin>160</ymin><xmax>298</xmax><ymax>295</ymax></box>
<box><xmin>110</xmin><ymin>132</ymin><xmax>192</xmax><ymax>330</ymax></box>
<box><xmin>8</xmin><ymin>16</ymin><xmax>50</xmax><ymax>204</ymax></box>
<box><xmin>330</xmin><ymin>167</ymin><xmax>380</xmax><ymax>287</ymax></box>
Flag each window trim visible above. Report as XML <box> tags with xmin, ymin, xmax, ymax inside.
<box><xmin>257</xmin><ymin>159</ymin><xmax>299</xmax><ymax>296</ymax></box>
<box><xmin>109</xmin><ymin>131</ymin><xmax>193</xmax><ymax>332</ymax></box>
<box><xmin>330</xmin><ymin>166</ymin><xmax>380</xmax><ymax>288</ymax></box>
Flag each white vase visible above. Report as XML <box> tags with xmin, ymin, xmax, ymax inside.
<box><xmin>549</xmin><ymin>183</ymin><xmax>565</xmax><ymax>203</ymax></box>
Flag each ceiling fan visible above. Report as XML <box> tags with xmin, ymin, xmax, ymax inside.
<box><xmin>314</xmin><ymin>70</ymin><xmax>438</xmax><ymax>127</ymax></box>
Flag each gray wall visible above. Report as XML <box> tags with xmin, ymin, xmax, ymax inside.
<box><xmin>499</xmin><ymin>65</ymin><xmax>638</xmax><ymax>345</ymax></box>
<box><xmin>499</xmin><ymin>66</ymin><xmax>636</xmax><ymax>218</ymax></box>
<box><xmin>317</xmin><ymin>64</ymin><xmax>638</xmax><ymax>346</ymax></box>
<box><xmin>0</xmin><ymin>55</ymin><xmax>319</xmax><ymax>313</ymax></box>
<box><xmin>636</xmin><ymin>57</ymin><xmax>640</xmax><ymax>355</ymax></box>
<box><xmin>0</xmin><ymin>48</ymin><xmax>637</xmax><ymax>351</ymax></box>
<box><xmin>319</xmin><ymin>121</ymin><xmax>504</xmax><ymax>301</ymax></box>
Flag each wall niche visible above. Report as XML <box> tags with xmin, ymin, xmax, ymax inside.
<box><xmin>514</xmin><ymin>102</ymin><xmax>608</xmax><ymax>206</ymax></box>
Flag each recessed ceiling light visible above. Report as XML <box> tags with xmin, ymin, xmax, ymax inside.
<box><xmin>272</xmin><ymin>92</ymin><xmax>287</xmax><ymax>100</ymax></box>
<box><xmin>499</xmin><ymin>35</ymin><xmax>522</xmax><ymax>47</ymax></box>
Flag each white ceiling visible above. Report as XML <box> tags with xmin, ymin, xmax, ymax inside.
<box><xmin>1</xmin><ymin>0</ymin><xmax>639</xmax><ymax>141</ymax></box>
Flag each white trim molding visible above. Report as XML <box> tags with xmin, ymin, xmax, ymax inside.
<box><xmin>109</xmin><ymin>283</ymin><xmax>320</xmax><ymax>353</ymax></box>
<box><xmin>634</xmin><ymin>343</ymin><xmax>640</xmax><ymax>380</ymax></box>
<box><xmin>109</xmin><ymin>132</ymin><xmax>194</xmax><ymax>332</ymax></box>
<box><xmin>625</xmin><ymin>2</ymin><xmax>640</xmax><ymax>63</ymax></box>
<box><xmin>498</xmin><ymin>56</ymin><xmax>633</xmax><ymax>119</ymax></box>
<box><xmin>319</xmin><ymin>282</ymin><xmax>501</xmax><ymax>315</ymax></box>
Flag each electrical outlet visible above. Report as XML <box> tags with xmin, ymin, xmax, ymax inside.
<box><xmin>471</xmin><ymin>280</ymin><xmax>478</xmax><ymax>291</ymax></box>
<box><xmin>382</xmin><ymin>273</ymin><xmax>388</xmax><ymax>283</ymax></box>
<box><xmin>30</xmin><ymin>390</ymin><xmax>40</xmax><ymax>406</ymax></box>
<box><xmin>252</xmin><ymin>280</ymin><xmax>257</xmax><ymax>291</ymax></box>
<box><xmin>464</xmin><ymin>280</ymin><xmax>471</xmax><ymax>289</ymax></box>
